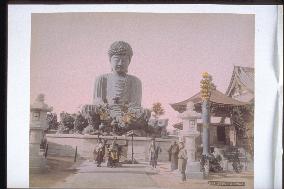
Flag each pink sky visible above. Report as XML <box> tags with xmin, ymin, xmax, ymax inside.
<box><xmin>30</xmin><ymin>13</ymin><xmax>254</xmax><ymax>128</ymax></box>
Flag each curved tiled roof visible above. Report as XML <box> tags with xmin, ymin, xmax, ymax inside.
<box><xmin>170</xmin><ymin>66</ymin><xmax>253</xmax><ymax>113</ymax></box>
<box><xmin>226</xmin><ymin>66</ymin><xmax>254</xmax><ymax>96</ymax></box>
<box><xmin>170</xmin><ymin>89</ymin><xmax>248</xmax><ymax>113</ymax></box>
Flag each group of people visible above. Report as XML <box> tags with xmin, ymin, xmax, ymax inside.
<box><xmin>95</xmin><ymin>137</ymin><xmax>188</xmax><ymax>182</ymax></box>
<box><xmin>148</xmin><ymin>139</ymin><xmax>188</xmax><ymax>182</ymax></box>
<box><xmin>94</xmin><ymin>138</ymin><xmax>122</xmax><ymax>168</ymax></box>
<box><xmin>168</xmin><ymin>140</ymin><xmax>188</xmax><ymax>182</ymax></box>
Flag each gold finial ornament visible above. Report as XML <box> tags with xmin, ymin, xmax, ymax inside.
<box><xmin>202</xmin><ymin>72</ymin><xmax>209</xmax><ymax>78</ymax></box>
<box><xmin>200</xmin><ymin>72</ymin><xmax>216</xmax><ymax>100</ymax></box>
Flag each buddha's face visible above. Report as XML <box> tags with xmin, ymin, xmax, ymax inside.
<box><xmin>110</xmin><ymin>54</ymin><xmax>130</xmax><ymax>75</ymax></box>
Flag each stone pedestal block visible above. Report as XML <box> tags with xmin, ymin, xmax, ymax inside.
<box><xmin>187</xmin><ymin>161</ymin><xmax>203</xmax><ymax>179</ymax></box>
<box><xmin>30</xmin><ymin>128</ymin><xmax>47</xmax><ymax>173</ymax></box>
<box><xmin>30</xmin><ymin>155</ymin><xmax>47</xmax><ymax>173</ymax></box>
<box><xmin>183</xmin><ymin>133</ymin><xmax>203</xmax><ymax>179</ymax></box>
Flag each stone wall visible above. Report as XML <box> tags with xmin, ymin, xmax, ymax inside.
<box><xmin>46</xmin><ymin>134</ymin><xmax>175</xmax><ymax>162</ymax></box>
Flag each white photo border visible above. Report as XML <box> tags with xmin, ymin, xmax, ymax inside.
<box><xmin>7</xmin><ymin>4</ymin><xmax>281</xmax><ymax>188</ymax></box>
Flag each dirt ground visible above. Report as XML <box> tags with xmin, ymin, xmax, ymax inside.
<box><xmin>30</xmin><ymin>157</ymin><xmax>253</xmax><ymax>189</ymax></box>
<box><xmin>29</xmin><ymin>156</ymin><xmax>81</xmax><ymax>188</ymax></box>
<box><xmin>150</xmin><ymin>163</ymin><xmax>254</xmax><ymax>189</ymax></box>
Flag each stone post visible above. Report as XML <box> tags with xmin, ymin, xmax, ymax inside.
<box><xmin>179</xmin><ymin>102</ymin><xmax>203</xmax><ymax>179</ymax></box>
<box><xmin>30</xmin><ymin>94</ymin><xmax>52</xmax><ymax>173</ymax></box>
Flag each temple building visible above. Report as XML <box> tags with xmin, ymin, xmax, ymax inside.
<box><xmin>226</xmin><ymin>66</ymin><xmax>254</xmax><ymax>103</ymax></box>
<box><xmin>225</xmin><ymin>66</ymin><xmax>254</xmax><ymax>156</ymax></box>
<box><xmin>170</xmin><ymin>66</ymin><xmax>254</xmax><ymax>170</ymax></box>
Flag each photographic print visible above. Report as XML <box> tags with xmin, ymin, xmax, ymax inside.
<box><xmin>28</xmin><ymin>12</ymin><xmax>256</xmax><ymax>189</ymax></box>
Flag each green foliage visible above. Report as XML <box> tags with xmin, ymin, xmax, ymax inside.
<box><xmin>81</xmin><ymin>104</ymin><xmax>101</xmax><ymax>130</ymax></box>
<box><xmin>151</xmin><ymin>102</ymin><xmax>165</xmax><ymax>119</ymax></box>
<box><xmin>60</xmin><ymin>112</ymin><xmax>75</xmax><ymax>130</ymax></box>
<box><xmin>232</xmin><ymin>106</ymin><xmax>254</xmax><ymax>157</ymax></box>
<box><xmin>74</xmin><ymin>113</ymin><xmax>88</xmax><ymax>132</ymax></box>
<box><xmin>47</xmin><ymin>112</ymin><xmax>58</xmax><ymax>130</ymax></box>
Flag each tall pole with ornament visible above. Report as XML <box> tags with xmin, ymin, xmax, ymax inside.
<box><xmin>200</xmin><ymin>72</ymin><xmax>216</xmax><ymax>179</ymax></box>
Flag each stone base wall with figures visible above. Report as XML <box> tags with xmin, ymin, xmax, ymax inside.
<box><xmin>46</xmin><ymin>134</ymin><xmax>176</xmax><ymax>162</ymax></box>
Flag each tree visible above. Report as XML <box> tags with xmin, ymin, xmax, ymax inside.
<box><xmin>74</xmin><ymin>113</ymin><xmax>88</xmax><ymax>132</ymax></box>
<box><xmin>47</xmin><ymin>112</ymin><xmax>59</xmax><ymax>130</ymax></box>
<box><xmin>232</xmin><ymin>106</ymin><xmax>254</xmax><ymax>157</ymax></box>
<box><xmin>60</xmin><ymin>112</ymin><xmax>75</xmax><ymax>130</ymax></box>
<box><xmin>151</xmin><ymin>102</ymin><xmax>165</xmax><ymax>119</ymax></box>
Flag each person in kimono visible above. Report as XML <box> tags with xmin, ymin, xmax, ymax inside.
<box><xmin>178</xmin><ymin>141</ymin><xmax>188</xmax><ymax>182</ymax></box>
<box><xmin>168</xmin><ymin>140</ymin><xmax>179</xmax><ymax>171</ymax></box>
<box><xmin>148</xmin><ymin>138</ymin><xmax>162</xmax><ymax>168</ymax></box>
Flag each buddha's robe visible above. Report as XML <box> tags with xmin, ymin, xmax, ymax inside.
<box><xmin>93</xmin><ymin>73</ymin><xmax>142</xmax><ymax>108</ymax></box>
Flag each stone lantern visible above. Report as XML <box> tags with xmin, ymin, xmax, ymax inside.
<box><xmin>30</xmin><ymin>94</ymin><xmax>52</xmax><ymax>173</ymax></box>
<box><xmin>178</xmin><ymin>102</ymin><xmax>203</xmax><ymax>179</ymax></box>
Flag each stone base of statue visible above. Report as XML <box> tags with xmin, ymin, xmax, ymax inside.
<box><xmin>186</xmin><ymin>161</ymin><xmax>203</xmax><ymax>179</ymax></box>
<box><xmin>46</xmin><ymin>134</ymin><xmax>175</xmax><ymax>162</ymax></box>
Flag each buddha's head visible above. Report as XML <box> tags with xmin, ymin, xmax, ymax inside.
<box><xmin>108</xmin><ymin>41</ymin><xmax>133</xmax><ymax>75</ymax></box>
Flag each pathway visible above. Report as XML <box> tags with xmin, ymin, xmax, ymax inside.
<box><xmin>53</xmin><ymin>160</ymin><xmax>160</xmax><ymax>189</ymax></box>
<box><xmin>51</xmin><ymin>159</ymin><xmax>253</xmax><ymax>189</ymax></box>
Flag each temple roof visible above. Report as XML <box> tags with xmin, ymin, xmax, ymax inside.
<box><xmin>226</xmin><ymin>66</ymin><xmax>254</xmax><ymax>96</ymax></box>
<box><xmin>170</xmin><ymin>89</ymin><xmax>248</xmax><ymax>113</ymax></box>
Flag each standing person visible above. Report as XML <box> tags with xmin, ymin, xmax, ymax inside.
<box><xmin>168</xmin><ymin>140</ymin><xmax>179</xmax><ymax>171</ymax></box>
<box><xmin>148</xmin><ymin>138</ymin><xmax>162</xmax><ymax>168</ymax></box>
<box><xmin>178</xmin><ymin>141</ymin><xmax>188</xmax><ymax>182</ymax></box>
<box><xmin>109</xmin><ymin>138</ymin><xmax>119</xmax><ymax>168</ymax></box>
<box><xmin>154</xmin><ymin>143</ymin><xmax>162</xmax><ymax>168</ymax></box>
<box><xmin>95</xmin><ymin>138</ymin><xmax>105</xmax><ymax>167</ymax></box>
<box><xmin>106</xmin><ymin>144</ymin><xmax>112</xmax><ymax>167</ymax></box>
